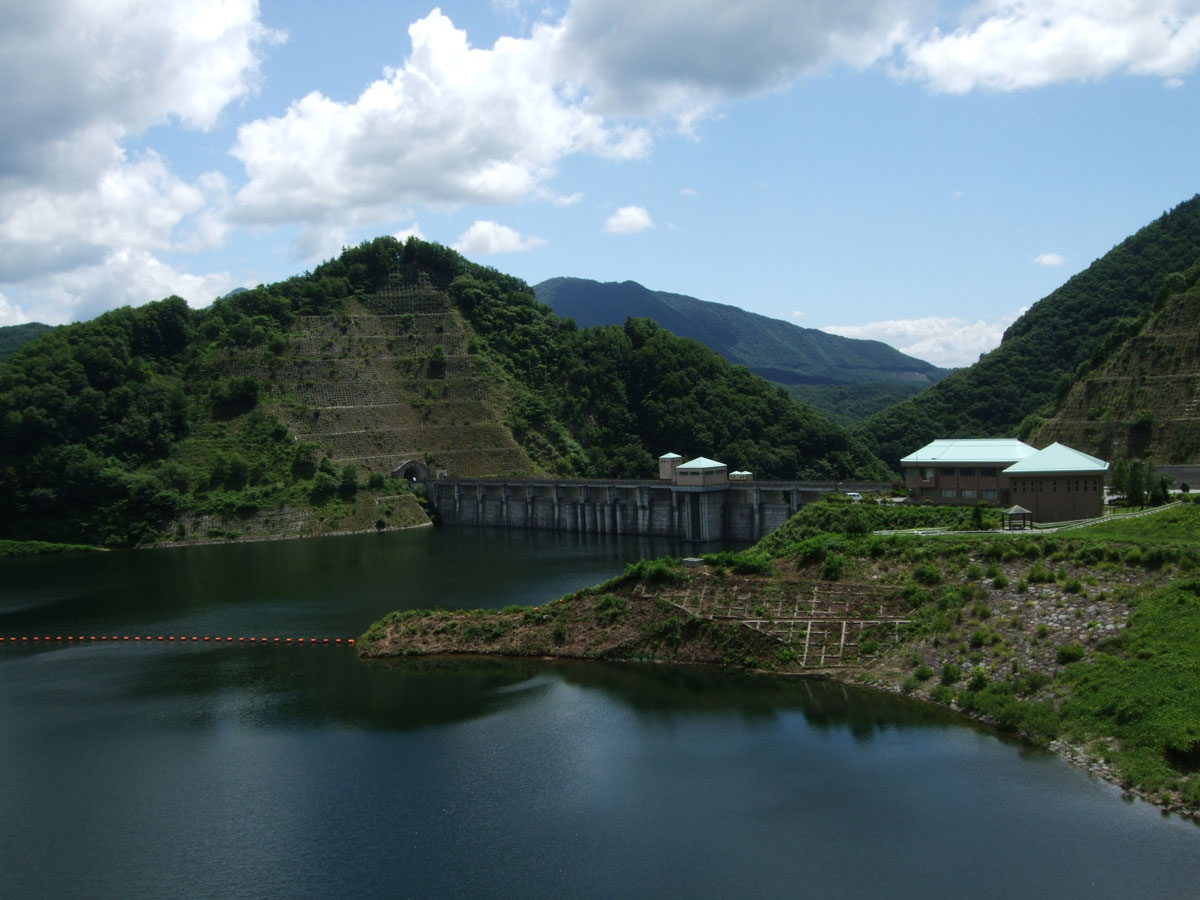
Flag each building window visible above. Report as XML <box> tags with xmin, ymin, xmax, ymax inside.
<box><xmin>960</xmin><ymin>468</ymin><xmax>975</xmax><ymax>477</ymax></box>
<box><xmin>941</xmin><ymin>468</ymin><xmax>956</xmax><ymax>476</ymax></box>
<box><xmin>982</xmin><ymin>490</ymin><xmax>998</xmax><ymax>500</ymax></box>
<box><xmin>961</xmin><ymin>489</ymin><xmax>977</xmax><ymax>499</ymax></box>
<box><xmin>921</xmin><ymin>488</ymin><xmax>934</xmax><ymax>497</ymax></box>
<box><xmin>941</xmin><ymin>489</ymin><xmax>957</xmax><ymax>498</ymax></box>
<box><xmin>981</xmin><ymin>468</ymin><xmax>997</xmax><ymax>477</ymax></box>
<box><xmin>923</xmin><ymin>468</ymin><xmax>935</xmax><ymax>480</ymax></box>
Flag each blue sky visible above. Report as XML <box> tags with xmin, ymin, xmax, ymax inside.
<box><xmin>3</xmin><ymin>1</ymin><xmax>1200</xmax><ymax>366</ymax></box>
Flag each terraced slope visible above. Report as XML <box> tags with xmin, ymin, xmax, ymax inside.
<box><xmin>1034</xmin><ymin>291</ymin><xmax>1200</xmax><ymax>462</ymax></box>
<box><xmin>199</xmin><ymin>271</ymin><xmax>537</xmax><ymax>479</ymax></box>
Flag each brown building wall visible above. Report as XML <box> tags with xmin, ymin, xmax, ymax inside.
<box><xmin>904</xmin><ymin>465</ymin><xmax>1010</xmax><ymax>506</ymax></box>
<box><xmin>1008</xmin><ymin>473</ymin><xmax>1104</xmax><ymax>522</ymax></box>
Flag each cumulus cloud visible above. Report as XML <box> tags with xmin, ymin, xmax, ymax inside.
<box><xmin>231</xmin><ymin>11</ymin><xmax>650</xmax><ymax>247</ymax></box>
<box><xmin>1034</xmin><ymin>252</ymin><xmax>1066</xmax><ymax>266</ymax></box>
<box><xmin>453</xmin><ymin>220</ymin><xmax>547</xmax><ymax>254</ymax></box>
<box><xmin>604</xmin><ymin>205</ymin><xmax>654</xmax><ymax>234</ymax></box>
<box><xmin>0</xmin><ymin>293</ymin><xmax>29</xmax><ymax>327</ymax></box>
<box><xmin>0</xmin><ymin>0</ymin><xmax>280</xmax><ymax>183</ymax></box>
<box><xmin>0</xmin><ymin>0</ymin><xmax>277</xmax><ymax>322</ymax></box>
<box><xmin>821</xmin><ymin>308</ymin><xmax>1027</xmax><ymax>367</ymax></box>
<box><xmin>900</xmin><ymin>0</ymin><xmax>1200</xmax><ymax>92</ymax></box>
<box><xmin>553</xmin><ymin>0</ymin><xmax>918</xmax><ymax>123</ymax></box>
<box><xmin>394</xmin><ymin>223</ymin><xmax>426</xmax><ymax>241</ymax></box>
<box><xmin>11</xmin><ymin>249</ymin><xmax>237</xmax><ymax>326</ymax></box>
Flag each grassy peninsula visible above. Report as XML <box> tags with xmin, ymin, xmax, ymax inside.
<box><xmin>360</xmin><ymin>497</ymin><xmax>1200</xmax><ymax>819</ymax></box>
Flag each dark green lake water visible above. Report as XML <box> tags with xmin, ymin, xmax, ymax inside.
<box><xmin>1</xmin><ymin>527</ymin><xmax>1198</xmax><ymax>899</ymax></box>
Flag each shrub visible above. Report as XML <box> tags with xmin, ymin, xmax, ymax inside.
<box><xmin>730</xmin><ymin>552</ymin><xmax>772</xmax><ymax>575</ymax></box>
<box><xmin>625</xmin><ymin>558</ymin><xmax>682</xmax><ymax>586</ymax></box>
<box><xmin>930</xmin><ymin>684</ymin><xmax>954</xmax><ymax>704</ymax></box>
<box><xmin>992</xmin><ymin>572</ymin><xmax>1010</xmax><ymax>590</ymax></box>
<box><xmin>1056</xmin><ymin>643</ymin><xmax>1086</xmax><ymax>664</ymax></box>
<box><xmin>1029</xmin><ymin>562</ymin><xmax>1054</xmax><ymax>584</ymax></box>
<box><xmin>941</xmin><ymin>662</ymin><xmax>962</xmax><ymax>686</ymax></box>
<box><xmin>914</xmin><ymin>664</ymin><xmax>934</xmax><ymax>682</ymax></box>
<box><xmin>821</xmin><ymin>552</ymin><xmax>845</xmax><ymax>581</ymax></box>
<box><xmin>595</xmin><ymin>594</ymin><xmax>627</xmax><ymax>625</ymax></box>
<box><xmin>913</xmin><ymin>562</ymin><xmax>943</xmax><ymax>586</ymax></box>
<box><xmin>967</xmin><ymin>667</ymin><xmax>990</xmax><ymax>691</ymax></box>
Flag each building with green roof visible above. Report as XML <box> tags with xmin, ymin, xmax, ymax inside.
<box><xmin>901</xmin><ymin>438</ymin><xmax>1109</xmax><ymax>521</ymax></box>
<box><xmin>1003</xmin><ymin>442</ymin><xmax>1109</xmax><ymax>522</ymax></box>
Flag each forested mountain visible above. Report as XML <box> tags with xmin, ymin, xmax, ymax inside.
<box><xmin>855</xmin><ymin>195</ymin><xmax>1200</xmax><ymax>468</ymax></box>
<box><xmin>0</xmin><ymin>238</ymin><xmax>886</xmax><ymax>547</ymax></box>
<box><xmin>1033</xmin><ymin>272</ymin><xmax>1200</xmax><ymax>463</ymax></box>
<box><xmin>534</xmin><ymin>277</ymin><xmax>950</xmax><ymax>423</ymax></box>
<box><xmin>0</xmin><ymin>323</ymin><xmax>53</xmax><ymax>362</ymax></box>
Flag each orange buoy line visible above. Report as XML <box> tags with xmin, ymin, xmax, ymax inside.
<box><xmin>2</xmin><ymin>635</ymin><xmax>354</xmax><ymax>646</ymax></box>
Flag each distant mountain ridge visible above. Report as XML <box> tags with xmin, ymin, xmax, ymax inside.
<box><xmin>0</xmin><ymin>323</ymin><xmax>53</xmax><ymax>362</ymax></box>
<box><xmin>533</xmin><ymin>277</ymin><xmax>951</xmax><ymax>388</ymax></box>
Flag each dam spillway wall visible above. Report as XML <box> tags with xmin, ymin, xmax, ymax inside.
<box><xmin>429</xmin><ymin>478</ymin><xmax>892</xmax><ymax>543</ymax></box>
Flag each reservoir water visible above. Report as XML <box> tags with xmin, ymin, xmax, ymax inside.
<box><xmin>1</xmin><ymin>527</ymin><xmax>1198</xmax><ymax>898</ymax></box>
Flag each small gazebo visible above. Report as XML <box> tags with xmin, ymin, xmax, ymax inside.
<box><xmin>1003</xmin><ymin>505</ymin><xmax>1033</xmax><ymax>531</ymax></box>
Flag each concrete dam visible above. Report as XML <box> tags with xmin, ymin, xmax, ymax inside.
<box><xmin>427</xmin><ymin>476</ymin><xmax>892</xmax><ymax>543</ymax></box>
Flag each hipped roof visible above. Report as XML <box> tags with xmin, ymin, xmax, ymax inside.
<box><xmin>677</xmin><ymin>456</ymin><xmax>726</xmax><ymax>469</ymax></box>
<box><xmin>900</xmin><ymin>438</ymin><xmax>1037</xmax><ymax>465</ymax></box>
<box><xmin>1003</xmin><ymin>442</ymin><xmax>1110</xmax><ymax>474</ymax></box>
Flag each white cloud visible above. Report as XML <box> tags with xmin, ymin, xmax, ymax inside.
<box><xmin>394</xmin><ymin>223</ymin><xmax>426</xmax><ymax>242</ymax></box>
<box><xmin>791</xmin><ymin>310</ymin><xmax>807</xmax><ymax>318</ymax></box>
<box><xmin>10</xmin><ymin>249</ymin><xmax>237</xmax><ymax>326</ymax></box>
<box><xmin>901</xmin><ymin>1</ymin><xmax>1200</xmax><ymax>93</ymax></box>
<box><xmin>453</xmin><ymin>220</ymin><xmax>546</xmax><ymax>254</ymax></box>
<box><xmin>604</xmin><ymin>205</ymin><xmax>654</xmax><ymax>234</ymax></box>
<box><xmin>1034</xmin><ymin>252</ymin><xmax>1066</xmax><ymax>266</ymax></box>
<box><xmin>231</xmin><ymin>10</ymin><xmax>650</xmax><ymax>248</ymax></box>
<box><xmin>0</xmin><ymin>293</ymin><xmax>29</xmax><ymax>327</ymax></box>
<box><xmin>681</xmin><ymin>187</ymin><xmax>698</xmax><ymax>196</ymax></box>
<box><xmin>1</xmin><ymin>0</ymin><xmax>280</xmax><ymax>184</ymax></box>
<box><xmin>553</xmin><ymin>0</ymin><xmax>918</xmax><ymax>123</ymax></box>
<box><xmin>821</xmin><ymin>308</ymin><xmax>1027</xmax><ymax>367</ymax></box>
<box><xmin>0</xmin><ymin>0</ymin><xmax>277</xmax><ymax>323</ymax></box>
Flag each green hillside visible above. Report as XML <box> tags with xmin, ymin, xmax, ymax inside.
<box><xmin>855</xmin><ymin>195</ymin><xmax>1200</xmax><ymax>468</ymax></box>
<box><xmin>534</xmin><ymin>277</ymin><xmax>950</xmax><ymax>422</ymax></box>
<box><xmin>1034</xmin><ymin>278</ymin><xmax>1200</xmax><ymax>463</ymax></box>
<box><xmin>0</xmin><ymin>323</ymin><xmax>54</xmax><ymax>362</ymax></box>
<box><xmin>0</xmin><ymin>237</ymin><xmax>886</xmax><ymax>547</ymax></box>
